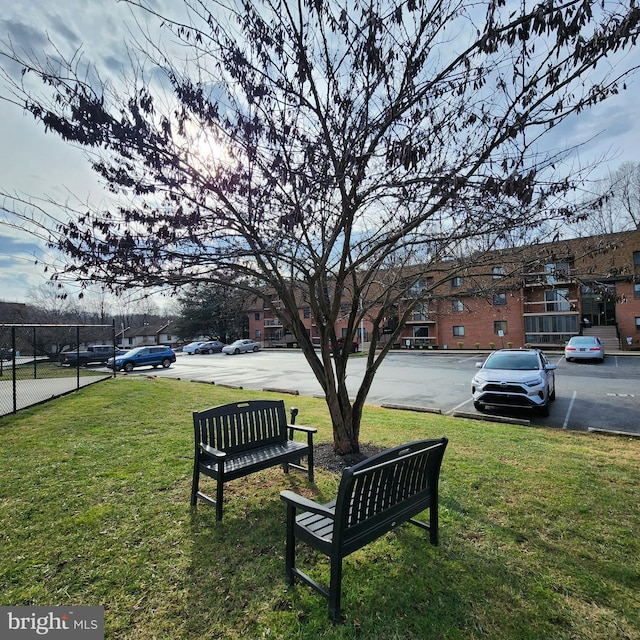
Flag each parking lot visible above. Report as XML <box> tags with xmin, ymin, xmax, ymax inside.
<box><xmin>125</xmin><ymin>349</ymin><xmax>640</xmax><ymax>436</ymax></box>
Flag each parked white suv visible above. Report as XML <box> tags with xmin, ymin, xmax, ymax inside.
<box><xmin>472</xmin><ymin>349</ymin><xmax>556</xmax><ymax>416</ymax></box>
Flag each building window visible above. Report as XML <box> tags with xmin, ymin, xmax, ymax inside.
<box><xmin>254</xmin><ymin>312</ymin><xmax>261</xmax><ymax>321</ymax></box>
<box><xmin>453</xmin><ymin>325</ymin><xmax>465</xmax><ymax>337</ymax></box>
<box><xmin>409</xmin><ymin>279</ymin><xmax>429</xmax><ymax>297</ymax></box>
<box><xmin>525</xmin><ymin>315</ymin><xmax>578</xmax><ymax>344</ymax></box>
<box><xmin>452</xmin><ymin>299</ymin><xmax>464</xmax><ymax>312</ymax></box>
<box><xmin>412</xmin><ymin>302</ymin><xmax>429</xmax><ymax>321</ymax></box>
<box><xmin>254</xmin><ymin>329</ymin><xmax>261</xmax><ymax>338</ymax></box>
<box><xmin>545</xmin><ymin>289</ymin><xmax>570</xmax><ymax>312</ymax></box>
<box><xmin>493</xmin><ymin>293</ymin><xmax>507</xmax><ymax>306</ymax></box>
<box><xmin>303</xmin><ymin>307</ymin><xmax>311</xmax><ymax>318</ymax></box>
<box><xmin>494</xmin><ymin>320</ymin><xmax>507</xmax><ymax>335</ymax></box>
<box><xmin>634</xmin><ymin>252</ymin><xmax>640</xmax><ymax>266</ymax></box>
<box><xmin>635</xmin><ymin>284</ymin><xmax>640</xmax><ymax>299</ymax></box>
<box><xmin>451</xmin><ymin>276</ymin><xmax>462</xmax><ymax>287</ymax></box>
<box><xmin>492</xmin><ymin>266</ymin><xmax>504</xmax><ymax>279</ymax></box>
<box><xmin>545</xmin><ymin>261</ymin><xmax>570</xmax><ymax>283</ymax></box>
<box><xmin>636</xmin><ymin>317</ymin><xmax>640</xmax><ymax>332</ymax></box>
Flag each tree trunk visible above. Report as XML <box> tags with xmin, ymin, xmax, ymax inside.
<box><xmin>326</xmin><ymin>386</ymin><xmax>360</xmax><ymax>455</ymax></box>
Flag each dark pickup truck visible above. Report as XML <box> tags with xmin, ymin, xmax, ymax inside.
<box><xmin>58</xmin><ymin>345</ymin><xmax>119</xmax><ymax>367</ymax></box>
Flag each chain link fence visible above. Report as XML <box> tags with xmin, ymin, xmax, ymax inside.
<box><xmin>0</xmin><ymin>323</ymin><xmax>115</xmax><ymax>416</ymax></box>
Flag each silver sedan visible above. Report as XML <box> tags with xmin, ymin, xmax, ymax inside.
<box><xmin>564</xmin><ymin>336</ymin><xmax>605</xmax><ymax>362</ymax></box>
<box><xmin>222</xmin><ymin>339</ymin><xmax>261</xmax><ymax>355</ymax></box>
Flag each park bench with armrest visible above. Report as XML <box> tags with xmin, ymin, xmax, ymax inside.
<box><xmin>192</xmin><ymin>399</ymin><xmax>316</xmax><ymax>521</ymax></box>
<box><xmin>280</xmin><ymin>436</ymin><xmax>448</xmax><ymax>621</ymax></box>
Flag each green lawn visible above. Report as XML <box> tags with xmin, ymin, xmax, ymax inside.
<box><xmin>1</xmin><ymin>377</ymin><xmax>638</xmax><ymax>639</ymax></box>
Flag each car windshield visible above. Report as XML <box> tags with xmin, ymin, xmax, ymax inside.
<box><xmin>568</xmin><ymin>337</ymin><xmax>595</xmax><ymax>345</ymax></box>
<box><xmin>484</xmin><ymin>352</ymin><xmax>540</xmax><ymax>370</ymax></box>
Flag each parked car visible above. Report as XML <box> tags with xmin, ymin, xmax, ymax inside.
<box><xmin>107</xmin><ymin>345</ymin><xmax>176</xmax><ymax>372</ymax></box>
<box><xmin>471</xmin><ymin>348</ymin><xmax>556</xmax><ymax>416</ymax></box>
<box><xmin>222</xmin><ymin>339</ymin><xmax>261</xmax><ymax>355</ymax></box>
<box><xmin>1</xmin><ymin>348</ymin><xmax>14</xmax><ymax>360</ymax></box>
<box><xmin>331</xmin><ymin>337</ymin><xmax>359</xmax><ymax>354</ymax></box>
<box><xmin>59</xmin><ymin>344</ymin><xmax>125</xmax><ymax>367</ymax></box>
<box><xmin>564</xmin><ymin>335</ymin><xmax>605</xmax><ymax>362</ymax></box>
<box><xmin>182</xmin><ymin>341</ymin><xmax>208</xmax><ymax>354</ymax></box>
<box><xmin>194</xmin><ymin>340</ymin><xmax>226</xmax><ymax>354</ymax></box>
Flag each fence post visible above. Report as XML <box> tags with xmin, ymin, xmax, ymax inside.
<box><xmin>76</xmin><ymin>325</ymin><xmax>81</xmax><ymax>390</ymax></box>
<box><xmin>32</xmin><ymin>326</ymin><xmax>37</xmax><ymax>379</ymax></box>
<box><xmin>11</xmin><ymin>326</ymin><xmax>17</xmax><ymax>414</ymax></box>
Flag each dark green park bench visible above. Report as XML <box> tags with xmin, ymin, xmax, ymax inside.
<box><xmin>191</xmin><ymin>399</ymin><xmax>316</xmax><ymax>521</ymax></box>
<box><xmin>281</xmin><ymin>437</ymin><xmax>448</xmax><ymax>621</ymax></box>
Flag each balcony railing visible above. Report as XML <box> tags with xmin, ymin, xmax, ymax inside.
<box><xmin>523</xmin><ymin>300</ymin><xmax>577</xmax><ymax>313</ymax></box>
<box><xmin>264</xmin><ymin>318</ymin><xmax>283</xmax><ymax>327</ymax></box>
<box><xmin>523</xmin><ymin>268</ymin><xmax>572</xmax><ymax>286</ymax></box>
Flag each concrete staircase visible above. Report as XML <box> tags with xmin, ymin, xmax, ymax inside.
<box><xmin>583</xmin><ymin>325</ymin><xmax>620</xmax><ymax>349</ymax></box>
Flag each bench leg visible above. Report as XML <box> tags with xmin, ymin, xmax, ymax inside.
<box><xmin>328</xmin><ymin>554</ymin><xmax>343</xmax><ymax>622</ymax></box>
<box><xmin>307</xmin><ymin>444</ymin><xmax>314</xmax><ymax>483</ymax></box>
<box><xmin>429</xmin><ymin>497</ymin><xmax>439</xmax><ymax>546</ymax></box>
<box><xmin>215</xmin><ymin>479</ymin><xmax>224</xmax><ymax>521</ymax></box>
<box><xmin>284</xmin><ymin>504</ymin><xmax>296</xmax><ymax>585</ymax></box>
<box><xmin>191</xmin><ymin>465</ymin><xmax>200</xmax><ymax>506</ymax></box>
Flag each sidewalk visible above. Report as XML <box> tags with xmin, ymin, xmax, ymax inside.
<box><xmin>0</xmin><ymin>375</ymin><xmax>109</xmax><ymax>417</ymax></box>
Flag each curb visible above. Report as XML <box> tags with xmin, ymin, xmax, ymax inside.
<box><xmin>452</xmin><ymin>411</ymin><xmax>530</xmax><ymax>426</ymax></box>
<box><xmin>381</xmin><ymin>403</ymin><xmax>441</xmax><ymax>414</ymax></box>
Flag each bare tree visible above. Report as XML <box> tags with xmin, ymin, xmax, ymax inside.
<box><xmin>576</xmin><ymin>161</ymin><xmax>640</xmax><ymax>235</ymax></box>
<box><xmin>1</xmin><ymin>0</ymin><xmax>639</xmax><ymax>453</ymax></box>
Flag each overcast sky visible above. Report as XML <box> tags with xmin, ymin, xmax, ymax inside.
<box><xmin>1</xmin><ymin>0</ymin><xmax>639</xmax><ymax>306</ymax></box>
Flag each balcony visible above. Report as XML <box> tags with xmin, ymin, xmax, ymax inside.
<box><xmin>523</xmin><ymin>263</ymin><xmax>573</xmax><ymax>286</ymax></box>
<box><xmin>523</xmin><ymin>299</ymin><xmax>577</xmax><ymax>314</ymax></box>
<box><xmin>264</xmin><ymin>318</ymin><xmax>283</xmax><ymax>327</ymax></box>
<box><xmin>406</xmin><ymin>316</ymin><xmax>436</xmax><ymax>325</ymax></box>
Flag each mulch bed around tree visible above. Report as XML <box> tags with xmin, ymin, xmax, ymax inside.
<box><xmin>313</xmin><ymin>442</ymin><xmax>386</xmax><ymax>474</ymax></box>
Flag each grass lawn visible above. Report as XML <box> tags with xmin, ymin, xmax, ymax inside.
<box><xmin>1</xmin><ymin>377</ymin><xmax>639</xmax><ymax>639</ymax></box>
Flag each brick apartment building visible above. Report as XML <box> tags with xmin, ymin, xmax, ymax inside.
<box><xmin>247</xmin><ymin>230</ymin><xmax>640</xmax><ymax>352</ymax></box>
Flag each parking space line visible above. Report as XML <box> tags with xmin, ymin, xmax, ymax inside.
<box><xmin>456</xmin><ymin>355</ymin><xmax>484</xmax><ymax>363</ymax></box>
<box><xmin>446</xmin><ymin>397</ymin><xmax>473</xmax><ymax>415</ymax></box>
<box><xmin>563</xmin><ymin>390</ymin><xmax>577</xmax><ymax>430</ymax></box>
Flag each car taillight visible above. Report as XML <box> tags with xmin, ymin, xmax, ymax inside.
<box><xmin>566</xmin><ymin>347</ymin><xmax>576</xmax><ymax>351</ymax></box>
<box><xmin>589</xmin><ymin>347</ymin><xmax>600</xmax><ymax>351</ymax></box>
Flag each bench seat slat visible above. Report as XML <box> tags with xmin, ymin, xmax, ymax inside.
<box><xmin>201</xmin><ymin>440</ymin><xmax>309</xmax><ymax>480</ymax></box>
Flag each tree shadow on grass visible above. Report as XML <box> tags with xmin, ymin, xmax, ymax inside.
<box><xmin>183</xmin><ymin>467</ymin><xmax>585</xmax><ymax>639</ymax></box>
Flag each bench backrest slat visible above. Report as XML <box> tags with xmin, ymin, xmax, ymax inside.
<box><xmin>334</xmin><ymin>438</ymin><xmax>447</xmax><ymax>551</ymax></box>
<box><xmin>194</xmin><ymin>400</ymin><xmax>288</xmax><ymax>454</ymax></box>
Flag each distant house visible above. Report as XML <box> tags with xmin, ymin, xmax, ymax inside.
<box><xmin>116</xmin><ymin>322</ymin><xmax>177</xmax><ymax>348</ymax></box>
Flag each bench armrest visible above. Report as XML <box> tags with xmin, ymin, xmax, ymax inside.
<box><xmin>287</xmin><ymin>424</ymin><xmax>318</xmax><ymax>434</ymax></box>
<box><xmin>280</xmin><ymin>490</ymin><xmax>335</xmax><ymax>518</ymax></box>
<box><xmin>200</xmin><ymin>443</ymin><xmax>226</xmax><ymax>460</ymax></box>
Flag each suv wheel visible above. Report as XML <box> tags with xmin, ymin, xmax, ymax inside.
<box><xmin>124</xmin><ymin>361</ymin><xmax>134</xmax><ymax>372</ymax></box>
<box><xmin>161</xmin><ymin>358</ymin><xmax>172</xmax><ymax>368</ymax></box>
